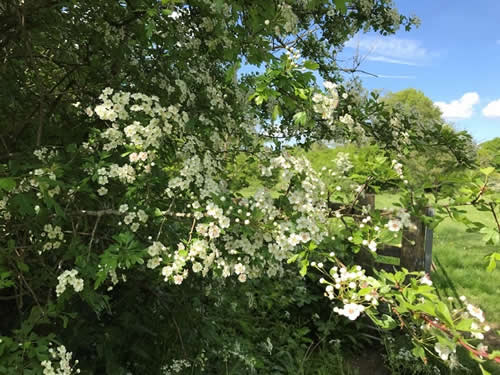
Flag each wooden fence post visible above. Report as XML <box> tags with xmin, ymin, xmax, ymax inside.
<box><xmin>400</xmin><ymin>208</ymin><xmax>434</xmax><ymax>272</ymax></box>
<box><xmin>400</xmin><ymin>216</ymin><xmax>426</xmax><ymax>271</ymax></box>
<box><xmin>358</xmin><ymin>193</ymin><xmax>375</xmax><ymax>211</ymax></box>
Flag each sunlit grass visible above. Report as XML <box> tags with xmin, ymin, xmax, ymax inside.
<box><xmin>376</xmin><ymin>193</ymin><xmax>500</xmax><ymax>326</ymax></box>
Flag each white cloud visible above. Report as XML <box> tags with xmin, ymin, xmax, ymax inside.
<box><xmin>482</xmin><ymin>99</ymin><xmax>500</xmax><ymax>118</ymax></box>
<box><xmin>366</xmin><ymin>56</ymin><xmax>419</xmax><ymax>66</ymax></box>
<box><xmin>435</xmin><ymin>92</ymin><xmax>480</xmax><ymax>119</ymax></box>
<box><xmin>345</xmin><ymin>36</ymin><xmax>429</xmax><ymax>64</ymax></box>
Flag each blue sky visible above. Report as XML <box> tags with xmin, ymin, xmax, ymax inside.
<box><xmin>340</xmin><ymin>0</ymin><xmax>500</xmax><ymax>142</ymax></box>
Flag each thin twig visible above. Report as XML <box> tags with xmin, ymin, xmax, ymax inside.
<box><xmin>77</xmin><ymin>209</ymin><xmax>120</xmax><ymax>216</ymax></box>
<box><xmin>18</xmin><ymin>271</ymin><xmax>42</xmax><ymax>312</ymax></box>
<box><xmin>490</xmin><ymin>202</ymin><xmax>500</xmax><ymax>233</ymax></box>
<box><xmin>87</xmin><ymin>215</ymin><xmax>101</xmax><ymax>260</ymax></box>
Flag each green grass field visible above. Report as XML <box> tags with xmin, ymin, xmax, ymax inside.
<box><xmin>376</xmin><ymin>193</ymin><xmax>500</xmax><ymax>328</ymax></box>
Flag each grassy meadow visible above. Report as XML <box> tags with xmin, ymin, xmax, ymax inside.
<box><xmin>375</xmin><ymin>193</ymin><xmax>500</xmax><ymax>328</ymax></box>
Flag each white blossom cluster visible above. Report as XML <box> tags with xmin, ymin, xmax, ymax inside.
<box><xmin>161</xmin><ymin>359</ymin><xmax>192</xmax><ymax>374</ymax></box>
<box><xmin>312</xmin><ymin>81</ymin><xmax>339</xmax><ymax>123</ymax></box>
<box><xmin>391</xmin><ymin>159</ymin><xmax>408</xmax><ymax>184</ymax></box>
<box><xmin>434</xmin><ymin>342</ymin><xmax>456</xmax><ymax>362</ymax></box>
<box><xmin>333</xmin><ymin>152</ymin><xmax>353</xmax><ymax>174</ymax></box>
<box><xmin>389</xmin><ymin>116</ymin><xmax>411</xmax><ymax>151</ymax></box>
<box><xmin>119</xmin><ymin>205</ymin><xmax>148</xmax><ymax>233</ymax></box>
<box><xmin>34</xmin><ymin>147</ymin><xmax>58</xmax><ymax>162</ymax></box>
<box><xmin>41</xmin><ymin>224</ymin><xmax>64</xmax><ymax>252</ymax></box>
<box><xmin>316</xmin><ymin>263</ymin><xmax>379</xmax><ymax>321</ymax></box>
<box><xmin>40</xmin><ymin>345</ymin><xmax>80</xmax><ymax>375</ymax></box>
<box><xmin>28</xmin><ymin>168</ymin><xmax>60</xmax><ymax>198</ymax></box>
<box><xmin>89</xmin><ymin>88</ymin><xmax>189</xmax><ymax>195</ymax></box>
<box><xmin>56</xmin><ymin>269</ymin><xmax>84</xmax><ymax>297</ymax></box>
<box><xmin>143</xmin><ymin>153</ymin><xmax>330</xmax><ymax>286</ymax></box>
<box><xmin>0</xmin><ymin>196</ymin><xmax>10</xmax><ymax>221</ymax></box>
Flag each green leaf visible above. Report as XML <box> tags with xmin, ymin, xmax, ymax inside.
<box><xmin>287</xmin><ymin>254</ymin><xmax>299</xmax><ymax>264</ymax></box>
<box><xmin>479</xmin><ymin>364</ymin><xmax>491</xmax><ymax>375</ymax></box>
<box><xmin>303</xmin><ymin>60</ymin><xmax>319</xmax><ymax>70</ymax></box>
<box><xmin>271</xmin><ymin>104</ymin><xmax>281</xmax><ymax>121</ymax></box>
<box><xmin>455</xmin><ymin>318</ymin><xmax>473</xmax><ymax>331</ymax></box>
<box><xmin>293</xmin><ymin>111</ymin><xmax>307</xmax><ymax>125</ymax></box>
<box><xmin>480</xmin><ymin>167</ymin><xmax>495</xmax><ymax>176</ymax></box>
<box><xmin>486</xmin><ymin>252</ymin><xmax>500</xmax><ymax>272</ymax></box>
<box><xmin>412</xmin><ymin>344</ymin><xmax>426</xmax><ymax>362</ymax></box>
<box><xmin>299</xmin><ymin>259</ymin><xmax>309</xmax><ymax>276</ymax></box>
<box><xmin>334</xmin><ymin>0</ymin><xmax>348</xmax><ymax>14</ymax></box>
<box><xmin>435</xmin><ymin>302</ymin><xmax>454</xmax><ymax>327</ymax></box>
<box><xmin>0</xmin><ymin>177</ymin><xmax>16</xmax><ymax>192</ymax></box>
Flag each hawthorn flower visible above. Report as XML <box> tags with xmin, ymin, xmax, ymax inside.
<box><xmin>173</xmin><ymin>275</ymin><xmax>184</xmax><ymax>285</ymax></box>
<box><xmin>208</xmin><ymin>224</ymin><xmax>221</xmax><ymax>239</ymax></box>
<box><xmin>192</xmin><ymin>262</ymin><xmax>203</xmax><ymax>273</ymax></box>
<box><xmin>434</xmin><ymin>343</ymin><xmax>455</xmax><ymax>361</ymax></box>
<box><xmin>387</xmin><ymin>219</ymin><xmax>401</xmax><ymax>232</ymax></box>
<box><xmin>234</xmin><ymin>263</ymin><xmax>246</xmax><ymax>275</ymax></box>
<box><xmin>467</xmin><ymin>304</ymin><xmax>485</xmax><ymax>322</ymax></box>
<box><xmin>420</xmin><ymin>274</ymin><xmax>433</xmax><ymax>286</ymax></box>
<box><xmin>368</xmin><ymin>240</ymin><xmax>377</xmax><ymax>252</ymax></box>
<box><xmin>471</xmin><ymin>322</ymin><xmax>484</xmax><ymax>340</ymax></box>
<box><xmin>337</xmin><ymin>303</ymin><xmax>365</xmax><ymax>320</ymax></box>
<box><xmin>97</xmin><ymin>187</ymin><xmax>108</xmax><ymax>196</ymax></box>
<box><xmin>56</xmin><ymin>269</ymin><xmax>84</xmax><ymax>297</ymax></box>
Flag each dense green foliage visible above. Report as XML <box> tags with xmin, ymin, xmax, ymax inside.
<box><xmin>1</xmin><ymin>1</ymin><xmax>499</xmax><ymax>374</ymax></box>
<box><xmin>479</xmin><ymin>138</ymin><xmax>500</xmax><ymax>169</ymax></box>
<box><xmin>381</xmin><ymin>89</ymin><xmax>477</xmax><ymax>195</ymax></box>
<box><xmin>383</xmin><ymin>88</ymin><xmax>443</xmax><ymax>123</ymax></box>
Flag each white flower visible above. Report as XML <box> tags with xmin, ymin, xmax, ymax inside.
<box><xmin>420</xmin><ymin>274</ymin><xmax>432</xmax><ymax>286</ymax></box>
<box><xmin>173</xmin><ymin>275</ymin><xmax>184</xmax><ymax>285</ymax></box>
<box><xmin>434</xmin><ymin>343</ymin><xmax>455</xmax><ymax>361</ymax></box>
<box><xmin>208</xmin><ymin>224</ymin><xmax>221</xmax><ymax>239</ymax></box>
<box><xmin>56</xmin><ymin>269</ymin><xmax>84</xmax><ymax>297</ymax></box>
<box><xmin>97</xmin><ymin>187</ymin><xmax>108</xmax><ymax>196</ymax></box>
<box><xmin>162</xmin><ymin>266</ymin><xmax>173</xmax><ymax>279</ymax></box>
<box><xmin>368</xmin><ymin>240</ymin><xmax>377</xmax><ymax>252</ymax></box>
<box><xmin>467</xmin><ymin>304</ymin><xmax>485</xmax><ymax>322</ymax></box>
<box><xmin>137</xmin><ymin>209</ymin><xmax>148</xmax><ymax>223</ymax></box>
<box><xmin>192</xmin><ymin>262</ymin><xmax>203</xmax><ymax>273</ymax></box>
<box><xmin>299</xmin><ymin>232</ymin><xmax>311</xmax><ymax>243</ymax></box>
<box><xmin>337</xmin><ymin>303</ymin><xmax>365</xmax><ymax>320</ymax></box>
<box><xmin>387</xmin><ymin>219</ymin><xmax>401</xmax><ymax>232</ymax></box>
<box><xmin>234</xmin><ymin>263</ymin><xmax>246</xmax><ymax>275</ymax></box>
<box><xmin>238</xmin><ymin>273</ymin><xmax>247</xmax><ymax>282</ymax></box>
<box><xmin>471</xmin><ymin>322</ymin><xmax>484</xmax><ymax>340</ymax></box>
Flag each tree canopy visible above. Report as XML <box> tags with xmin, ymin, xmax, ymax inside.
<box><xmin>383</xmin><ymin>88</ymin><xmax>443</xmax><ymax>123</ymax></box>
